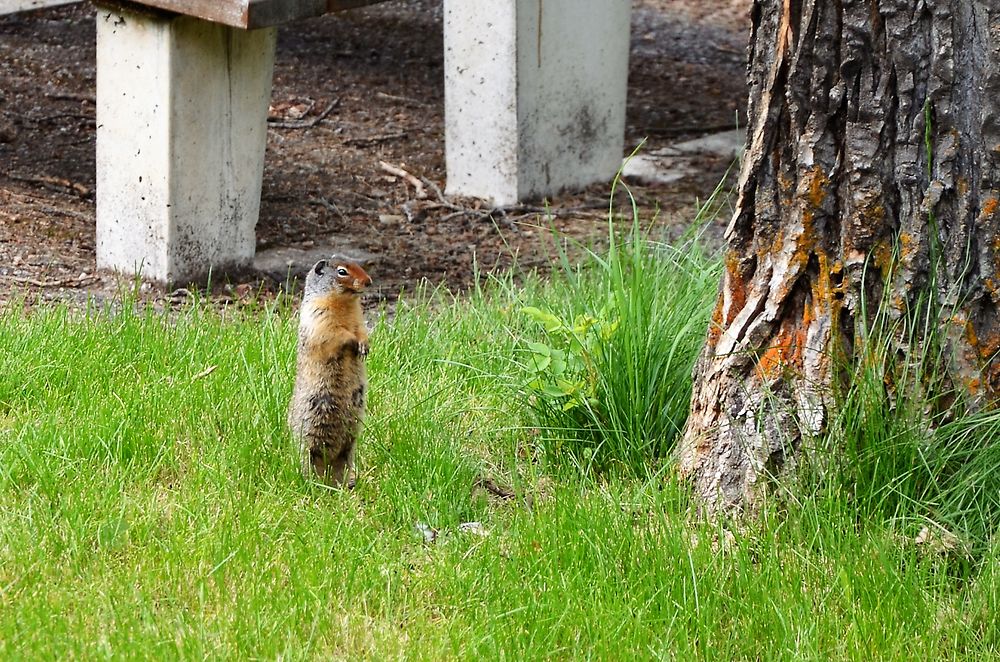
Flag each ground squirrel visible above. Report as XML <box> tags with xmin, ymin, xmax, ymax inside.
<box><xmin>288</xmin><ymin>257</ymin><xmax>372</xmax><ymax>487</ymax></box>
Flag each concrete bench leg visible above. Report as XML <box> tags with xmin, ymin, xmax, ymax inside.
<box><xmin>95</xmin><ymin>6</ymin><xmax>276</xmax><ymax>285</ymax></box>
<box><xmin>443</xmin><ymin>0</ymin><xmax>631</xmax><ymax>206</ymax></box>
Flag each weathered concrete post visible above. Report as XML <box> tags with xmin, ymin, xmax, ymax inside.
<box><xmin>443</xmin><ymin>0</ymin><xmax>631</xmax><ymax>206</ymax></box>
<box><xmin>95</xmin><ymin>6</ymin><xmax>276</xmax><ymax>284</ymax></box>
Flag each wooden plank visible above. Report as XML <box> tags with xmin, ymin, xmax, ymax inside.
<box><xmin>3</xmin><ymin>0</ymin><xmax>385</xmax><ymax>25</ymax></box>
<box><xmin>243</xmin><ymin>0</ymin><xmax>322</xmax><ymax>28</ymax></box>
<box><xmin>104</xmin><ymin>0</ymin><xmax>249</xmax><ymax>27</ymax></box>
<box><xmin>245</xmin><ymin>0</ymin><xmax>387</xmax><ymax>29</ymax></box>
<box><xmin>96</xmin><ymin>0</ymin><xmax>387</xmax><ymax>28</ymax></box>
<box><xmin>0</xmin><ymin>0</ymin><xmax>80</xmax><ymax>14</ymax></box>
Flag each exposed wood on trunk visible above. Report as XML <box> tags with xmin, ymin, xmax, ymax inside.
<box><xmin>679</xmin><ymin>0</ymin><xmax>1000</xmax><ymax>512</ymax></box>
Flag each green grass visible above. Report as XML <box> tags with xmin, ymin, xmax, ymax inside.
<box><xmin>787</xmin><ymin>243</ymin><xmax>1000</xmax><ymax>559</ymax></box>
<box><xmin>514</xmin><ymin>223</ymin><xmax>720</xmax><ymax>475</ymax></box>
<box><xmin>1</xmin><ymin>262</ymin><xmax>999</xmax><ymax>658</ymax></box>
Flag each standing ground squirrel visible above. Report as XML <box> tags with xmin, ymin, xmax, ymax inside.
<box><xmin>288</xmin><ymin>257</ymin><xmax>372</xmax><ymax>487</ymax></box>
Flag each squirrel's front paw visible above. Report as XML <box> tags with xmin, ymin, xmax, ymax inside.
<box><xmin>357</xmin><ymin>341</ymin><xmax>370</xmax><ymax>359</ymax></box>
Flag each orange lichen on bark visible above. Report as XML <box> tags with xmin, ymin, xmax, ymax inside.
<box><xmin>983</xmin><ymin>197</ymin><xmax>999</xmax><ymax>218</ymax></box>
<box><xmin>868</xmin><ymin>202</ymin><xmax>886</xmax><ymax>223</ymax></box>
<box><xmin>706</xmin><ymin>254</ymin><xmax>753</xmax><ymax>351</ymax></box>
<box><xmin>723</xmin><ymin>252</ymin><xmax>748</xmax><ymax>325</ymax></box>
<box><xmin>980</xmin><ymin>343</ymin><xmax>1000</xmax><ymax>402</ymax></box>
<box><xmin>897</xmin><ymin>232</ymin><xmax>915</xmax><ymax>260</ymax></box>
<box><xmin>968</xmin><ymin>377</ymin><xmax>981</xmax><ymax>396</ymax></box>
<box><xmin>976</xmin><ymin>330</ymin><xmax>1000</xmax><ymax>361</ymax></box>
<box><xmin>755</xmin><ymin>331</ymin><xmax>792</xmax><ymax>380</ymax></box>
<box><xmin>812</xmin><ymin>253</ymin><xmax>844</xmax><ymax>342</ymax></box>
<box><xmin>947</xmin><ymin>314</ymin><xmax>988</xmax><ymax>397</ymax></box>
<box><xmin>791</xmin><ymin>168</ymin><xmax>829</xmax><ymax>266</ymax></box>
<box><xmin>706</xmin><ymin>292</ymin><xmax>725</xmax><ymax>349</ymax></box>
<box><xmin>964</xmin><ymin>317</ymin><xmax>980</xmax><ymax>350</ymax></box>
<box><xmin>985</xmin><ymin>278</ymin><xmax>1000</xmax><ymax>302</ymax></box>
<box><xmin>872</xmin><ymin>239</ymin><xmax>894</xmax><ymax>279</ymax></box>
<box><xmin>799</xmin><ymin>291</ymin><xmax>814</xmax><ymax>340</ymax></box>
<box><xmin>755</xmin><ymin>297</ymin><xmax>812</xmax><ymax>381</ymax></box>
<box><xmin>768</xmin><ymin>228</ymin><xmax>786</xmax><ymax>257</ymax></box>
<box><xmin>764</xmin><ymin>168</ymin><xmax>830</xmax><ymax>311</ymax></box>
<box><xmin>813</xmin><ymin>253</ymin><xmax>835</xmax><ymax>302</ymax></box>
<box><xmin>806</xmin><ymin>167</ymin><xmax>829</xmax><ymax>209</ymax></box>
<box><xmin>754</xmin><ymin>167</ymin><xmax>834</xmax><ymax>380</ymax></box>
<box><xmin>786</xmin><ymin>221</ymin><xmax>813</xmax><ymax>279</ymax></box>
<box><xmin>974</xmin><ymin>329</ymin><xmax>1000</xmax><ymax>402</ymax></box>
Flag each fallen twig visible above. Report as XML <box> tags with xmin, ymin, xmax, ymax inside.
<box><xmin>308</xmin><ymin>196</ymin><xmax>349</xmax><ymax>222</ymax></box>
<box><xmin>419</xmin><ymin>176</ymin><xmax>463</xmax><ymax>211</ymax></box>
<box><xmin>8</xmin><ymin>173</ymin><xmax>90</xmax><ymax>197</ymax></box>
<box><xmin>191</xmin><ymin>365</ymin><xmax>217</xmax><ymax>381</ymax></box>
<box><xmin>438</xmin><ymin>201</ymin><xmax>606</xmax><ymax>224</ymax></box>
<box><xmin>44</xmin><ymin>91</ymin><xmax>95</xmax><ymax>104</ymax></box>
<box><xmin>374</xmin><ymin>91</ymin><xmax>426</xmax><ymax>107</ymax></box>
<box><xmin>440</xmin><ymin>209</ymin><xmax>478</xmax><ymax>223</ymax></box>
<box><xmin>30</xmin><ymin>113</ymin><xmax>96</xmax><ymax>125</ymax></box>
<box><xmin>267</xmin><ymin>99</ymin><xmax>339</xmax><ymax>129</ymax></box>
<box><xmin>1</xmin><ymin>273</ymin><xmax>99</xmax><ymax>288</ymax></box>
<box><xmin>35</xmin><ymin>206</ymin><xmax>92</xmax><ymax>221</ymax></box>
<box><xmin>0</xmin><ymin>202</ymin><xmax>92</xmax><ymax>221</ymax></box>
<box><xmin>378</xmin><ymin>161</ymin><xmax>426</xmax><ymax>199</ymax></box>
<box><xmin>343</xmin><ymin>131</ymin><xmax>408</xmax><ymax>147</ymax></box>
<box><xmin>474</xmin><ymin>477</ymin><xmax>516</xmax><ymax>501</ymax></box>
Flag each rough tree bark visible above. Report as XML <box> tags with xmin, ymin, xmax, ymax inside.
<box><xmin>678</xmin><ymin>0</ymin><xmax>1000</xmax><ymax>512</ymax></box>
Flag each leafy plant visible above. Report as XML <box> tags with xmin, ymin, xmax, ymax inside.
<box><xmin>521</xmin><ymin>305</ymin><xmax>618</xmax><ymax>412</ymax></box>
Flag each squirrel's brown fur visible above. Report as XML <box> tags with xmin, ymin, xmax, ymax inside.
<box><xmin>287</xmin><ymin>257</ymin><xmax>372</xmax><ymax>487</ymax></box>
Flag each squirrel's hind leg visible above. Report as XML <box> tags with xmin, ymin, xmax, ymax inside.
<box><xmin>327</xmin><ymin>443</ymin><xmax>356</xmax><ymax>489</ymax></box>
<box><xmin>304</xmin><ymin>442</ymin><xmax>355</xmax><ymax>489</ymax></box>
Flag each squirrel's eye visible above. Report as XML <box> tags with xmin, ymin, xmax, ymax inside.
<box><xmin>336</xmin><ymin>267</ymin><xmax>350</xmax><ymax>277</ymax></box>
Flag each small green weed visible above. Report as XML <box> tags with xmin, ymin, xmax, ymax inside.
<box><xmin>521</xmin><ymin>305</ymin><xmax>617</xmax><ymax>413</ymax></box>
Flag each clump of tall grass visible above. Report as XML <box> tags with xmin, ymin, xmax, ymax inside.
<box><xmin>514</xmin><ymin>189</ymin><xmax>722</xmax><ymax>475</ymax></box>
<box><xmin>804</xmin><ymin>102</ymin><xmax>1000</xmax><ymax>554</ymax></box>
<box><xmin>798</xmin><ymin>260</ymin><xmax>1000</xmax><ymax>555</ymax></box>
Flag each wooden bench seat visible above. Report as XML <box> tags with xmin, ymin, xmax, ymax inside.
<box><xmin>0</xmin><ymin>0</ymin><xmax>384</xmax><ymax>24</ymax></box>
<box><xmin>101</xmin><ymin>0</ymin><xmax>385</xmax><ymax>29</ymax></box>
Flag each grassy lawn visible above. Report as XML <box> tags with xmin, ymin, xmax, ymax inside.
<box><xmin>1</xmin><ymin>238</ymin><xmax>999</xmax><ymax>660</ymax></box>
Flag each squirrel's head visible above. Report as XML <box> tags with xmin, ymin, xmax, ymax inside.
<box><xmin>305</xmin><ymin>257</ymin><xmax>372</xmax><ymax>298</ymax></box>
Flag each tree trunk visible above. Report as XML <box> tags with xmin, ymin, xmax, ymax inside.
<box><xmin>678</xmin><ymin>0</ymin><xmax>1000</xmax><ymax>512</ymax></box>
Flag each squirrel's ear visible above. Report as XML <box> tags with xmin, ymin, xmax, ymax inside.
<box><xmin>314</xmin><ymin>260</ymin><xmax>327</xmax><ymax>276</ymax></box>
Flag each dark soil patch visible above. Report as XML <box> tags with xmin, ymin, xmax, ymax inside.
<box><xmin>0</xmin><ymin>0</ymin><xmax>749</xmax><ymax>307</ymax></box>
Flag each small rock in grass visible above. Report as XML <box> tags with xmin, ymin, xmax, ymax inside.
<box><xmin>914</xmin><ymin>524</ymin><xmax>970</xmax><ymax>558</ymax></box>
<box><xmin>458</xmin><ymin>521</ymin><xmax>489</xmax><ymax>537</ymax></box>
<box><xmin>414</xmin><ymin>522</ymin><xmax>438</xmax><ymax>544</ymax></box>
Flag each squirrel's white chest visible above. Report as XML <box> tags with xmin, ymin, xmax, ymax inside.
<box><xmin>298</xmin><ymin>301</ymin><xmax>324</xmax><ymax>339</ymax></box>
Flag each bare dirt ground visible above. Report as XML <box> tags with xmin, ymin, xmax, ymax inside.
<box><xmin>0</xmin><ymin>0</ymin><xmax>750</xmax><ymax>306</ymax></box>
